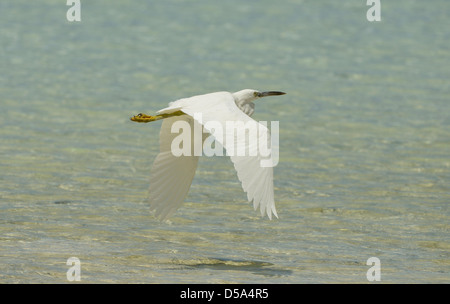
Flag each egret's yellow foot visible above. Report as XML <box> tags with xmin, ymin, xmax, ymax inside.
<box><xmin>130</xmin><ymin>111</ymin><xmax>185</xmax><ymax>123</ymax></box>
<box><xmin>130</xmin><ymin>113</ymin><xmax>159</xmax><ymax>123</ymax></box>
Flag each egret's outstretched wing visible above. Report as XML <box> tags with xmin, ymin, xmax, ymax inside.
<box><xmin>147</xmin><ymin>115</ymin><xmax>199</xmax><ymax>220</ymax></box>
<box><xmin>159</xmin><ymin>92</ymin><xmax>278</xmax><ymax>219</ymax></box>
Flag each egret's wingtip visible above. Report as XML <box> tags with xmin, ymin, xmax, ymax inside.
<box><xmin>267</xmin><ymin>213</ymin><xmax>279</xmax><ymax>220</ymax></box>
<box><xmin>271</xmin><ymin>205</ymin><xmax>279</xmax><ymax>219</ymax></box>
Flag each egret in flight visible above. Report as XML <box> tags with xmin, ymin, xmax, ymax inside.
<box><xmin>131</xmin><ymin>89</ymin><xmax>286</xmax><ymax>220</ymax></box>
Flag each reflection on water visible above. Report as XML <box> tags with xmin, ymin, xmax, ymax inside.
<box><xmin>0</xmin><ymin>0</ymin><xmax>449</xmax><ymax>283</ymax></box>
<box><xmin>176</xmin><ymin>257</ymin><xmax>293</xmax><ymax>277</ymax></box>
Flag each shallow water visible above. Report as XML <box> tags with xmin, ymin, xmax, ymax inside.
<box><xmin>0</xmin><ymin>0</ymin><xmax>449</xmax><ymax>283</ymax></box>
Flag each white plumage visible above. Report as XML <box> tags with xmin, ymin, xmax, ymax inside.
<box><xmin>136</xmin><ymin>89</ymin><xmax>286</xmax><ymax>220</ymax></box>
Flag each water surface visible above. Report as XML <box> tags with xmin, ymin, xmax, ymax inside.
<box><xmin>0</xmin><ymin>0</ymin><xmax>449</xmax><ymax>283</ymax></box>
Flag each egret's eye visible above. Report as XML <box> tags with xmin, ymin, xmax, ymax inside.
<box><xmin>253</xmin><ymin>92</ymin><xmax>259</xmax><ymax>97</ymax></box>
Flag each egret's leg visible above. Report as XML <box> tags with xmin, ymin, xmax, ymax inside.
<box><xmin>130</xmin><ymin>110</ymin><xmax>185</xmax><ymax>123</ymax></box>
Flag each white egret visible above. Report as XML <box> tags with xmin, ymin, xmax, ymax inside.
<box><xmin>131</xmin><ymin>89</ymin><xmax>286</xmax><ymax>220</ymax></box>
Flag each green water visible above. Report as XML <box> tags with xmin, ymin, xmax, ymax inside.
<box><xmin>0</xmin><ymin>0</ymin><xmax>449</xmax><ymax>283</ymax></box>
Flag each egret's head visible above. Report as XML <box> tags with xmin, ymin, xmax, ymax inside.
<box><xmin>233</xmin><ymin>89</ymin><xmax>286</xmax><ymax>103</ymax></box>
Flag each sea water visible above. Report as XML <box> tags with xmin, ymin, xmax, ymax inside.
<box><xmin>0</xmin><ymin>0</ymin><xmax>449</xmax><ymax>283</ymax></box>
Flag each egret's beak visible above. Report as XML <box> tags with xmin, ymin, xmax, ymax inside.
<box><xmin>258</xmin><ymin>91</ymin><xmax>286</xmax><ymax>97</ymax></box>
